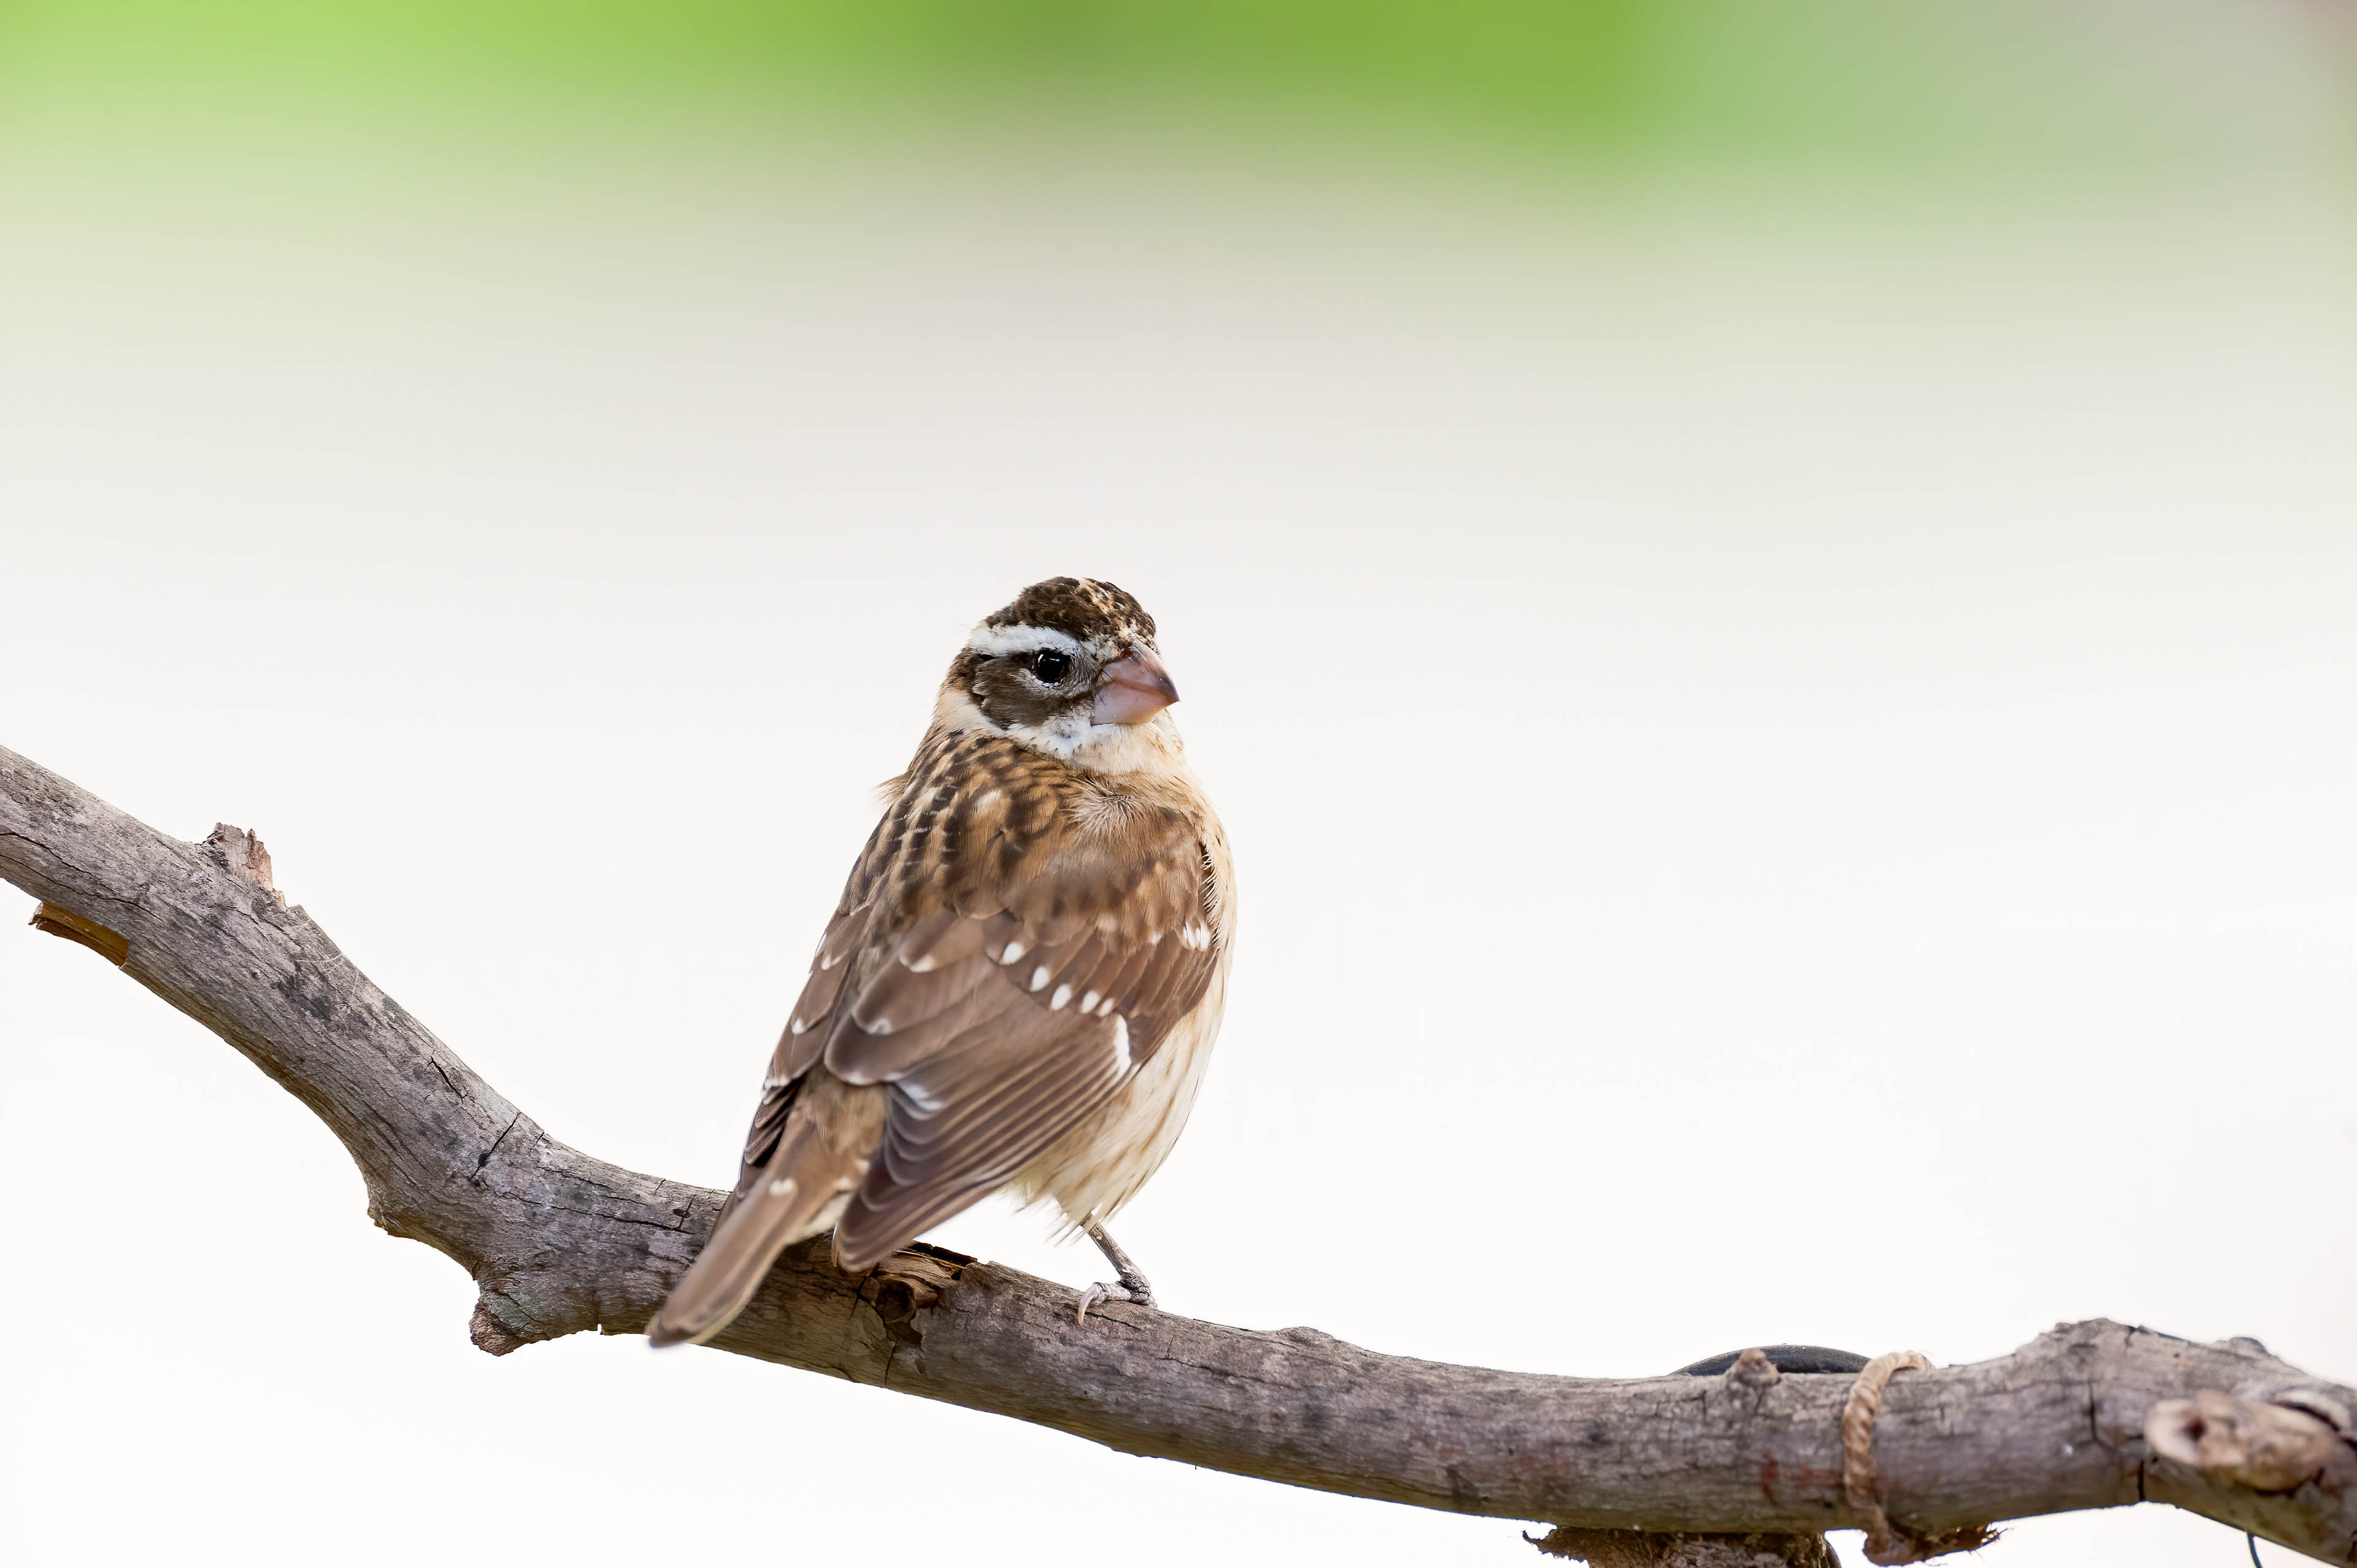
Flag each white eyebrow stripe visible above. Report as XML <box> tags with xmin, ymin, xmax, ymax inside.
<box><xmin>968</xmin><ymin>624</ymin><xmax>1085</xmax><ymax>658</ymax></box>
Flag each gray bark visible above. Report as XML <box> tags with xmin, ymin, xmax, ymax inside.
<box><xmin>4</xmin><ymin>741</ymin><xmax>2352</xmax><ymax>1564</ymax></box>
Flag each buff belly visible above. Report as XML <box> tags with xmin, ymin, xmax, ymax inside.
<box><xmin>1009</xmin><ymin>759</ymin><xmax>1236</xmax><ymax>1237</ymax></box>
<box><xmin>1011</xmin><ymin>948</ymin><xmax>1231</xmax><ymax>1230</ymax></box>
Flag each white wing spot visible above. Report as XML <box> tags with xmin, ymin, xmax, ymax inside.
<box><xmin>906</xmin><ymin>953</ymin><xmax>938</xmax><ymax>973</ymax></box>
<box><xmin>1050</xmin><ymin>983</ymin><xmax>1073</xmax><ymax>1011</ymax></box>
<box><xmin>761</xmin><ymin>1074</ymin><xmax>791</xmax><ymax>1089</ymax></box>
<box><xmin>869</xmin><ymin>1017</ymin><xmax>892</xmax><ymax>1035</ymax></box>
<box><xmin>1112</xmin><ymin>1014</ymin><xmax>1132</xmax><ymax>1073</ymax></box>
<box><xmin>1002</xmin><ymin>939</ymin><xmax>1026</xmax><ymax>965</ymax></box>
<box><xmin>789</xmin><ymin>1018</ymin><xmax>808</xmax><ymax>1035</ymax></box>
<box><xmin>1030</xmin><ymin>965</ymin><xmax>1051</xmax><ymax>992</ymax></box>
<box><xmin>818</xmin><ymin>952</ymin><xmax>840</xmax><ymax>970</ymax></box>
<box><xmin>1097</xmin><ymin>997</ymin><xmax>1117</xmax><ymax>1017</ymax></box>
<box><xmin>767</xmin><ymin>1176</ymin><xmax>799</xmax><ymax>1199</ymax></box>
<box><xmin>1079</xmin><ymin>991</ymin><xmax>1099</xmax><ymax>1013</ymax></box>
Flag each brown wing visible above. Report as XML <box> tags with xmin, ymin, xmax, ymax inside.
<box><xmin>718</xmin><ymin>730</ymin><xmax>1221</xmax><ymax>1265</ymax></box>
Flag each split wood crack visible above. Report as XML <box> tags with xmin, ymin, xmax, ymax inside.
<box><xmin>3</xmin><ymin>741</ymin><xmax>2351</xmax><ymax>1566</ymax></box>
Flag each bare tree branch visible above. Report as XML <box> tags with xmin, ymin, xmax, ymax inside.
<box><xmin>5</xmin><ymin>742</ymin><xmax>2352</xmax><ymax>1565</ymax></box>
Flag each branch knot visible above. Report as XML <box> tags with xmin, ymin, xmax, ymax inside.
<box><xmin>2146</xmin><ymin>1389</ymin><xmax>2351</xmax><ymax>1495</ymax></box>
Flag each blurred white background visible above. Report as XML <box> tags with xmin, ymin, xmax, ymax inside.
<box><xmin>2</xmin><ymin>126</ymin><xmax>2353</xmax><ymax>1565</ymax></box>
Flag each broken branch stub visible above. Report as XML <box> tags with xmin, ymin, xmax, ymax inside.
<box><xmin>202</xmin><ymin>822</ymin><xmax>283</xmax><ymax>903</ymax></box>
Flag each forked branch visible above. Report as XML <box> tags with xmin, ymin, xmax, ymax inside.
<box><xmin>2</xmin><ymin>743</ymin><xmax>2351</xmax><ymax>1565</ymax></box>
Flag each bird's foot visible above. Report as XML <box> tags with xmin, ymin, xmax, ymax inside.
<box><xmin>1076</xmin><ymin>1221</ymin><xmax>1156</xmax><ymax>1323</ymax></box>
<box><xmin>1077</xmin><ymin>1278</ymin><xmax>1156</xmax><ymax>1324</ymax></box>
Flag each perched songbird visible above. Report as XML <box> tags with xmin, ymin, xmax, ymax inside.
<box><xmin>649</xmin><ymin>578</ymin><xmax>1235</xmax><ymax>1346</ymax></box>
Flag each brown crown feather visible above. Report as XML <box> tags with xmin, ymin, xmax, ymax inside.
<box><xmin>981</xmin><ymin>577</ymin><xmax>1156</xmax><ymax>646</ymax></box>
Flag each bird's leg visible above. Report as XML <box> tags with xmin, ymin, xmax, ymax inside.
<box><xmin>1075</xmin><ymin>1222</ymin><xmax>1156</xmax><ymax>1323</ymax></box>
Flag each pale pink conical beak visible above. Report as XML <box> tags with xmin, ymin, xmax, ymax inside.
<box><xmin>1092</xmin><ymin>648</ymin><xmax>1180</xmax><ymax>725</ymax></box>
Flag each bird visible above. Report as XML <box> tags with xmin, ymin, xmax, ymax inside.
<box><xmin>649</xmin><ymin>577</ymin><xmax>1235</xmax><ymax>1347</ymax></box>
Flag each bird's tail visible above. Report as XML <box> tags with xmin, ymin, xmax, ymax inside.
<box><xmin>648</xmin><ymin>1079</ymin><xmax>884</xmax><ymax>1348</ymax></box>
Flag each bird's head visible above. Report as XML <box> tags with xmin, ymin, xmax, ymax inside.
<box><xmin>943</xmin><ymin>577</ymin><xmax>1183</xmax><ymax>770</ymax></box>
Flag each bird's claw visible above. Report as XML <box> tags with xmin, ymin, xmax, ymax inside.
<box><xmin>1076</xmin><ymin>1280</ymin><xmax>1156</xmax><ymax>1323</ymax></box>
<box><xmin>1075</xmin><ymin>1221</ymin><xmax>1156</xmax><ymax>1324</ymax></box>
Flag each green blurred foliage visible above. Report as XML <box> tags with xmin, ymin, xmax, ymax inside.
<box><xmin>0</xmin><ymin>0</ymin><xmax>2334</xmax><ymax>167</ymax></box>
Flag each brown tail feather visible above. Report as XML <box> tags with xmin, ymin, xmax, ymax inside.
<box><xmin>648</xmin><ymin>1078</ymin><xmax>884</xmax><ymax>1348</ymax></box>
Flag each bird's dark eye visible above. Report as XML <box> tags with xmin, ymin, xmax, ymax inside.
<box><xmin>1031</xmin><ymin>649</ymin><xmax>1071</xmax><ymax>684</ymax></box>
